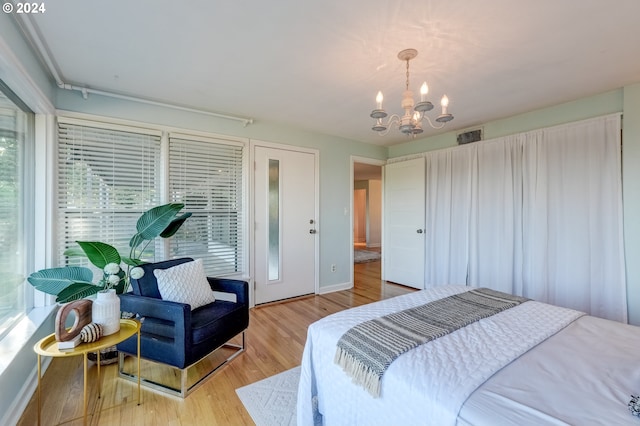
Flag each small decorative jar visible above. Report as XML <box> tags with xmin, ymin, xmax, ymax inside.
<box><xmin>92</xmin><ymin>289</ymin><xmax>120</xmax><ymax>336</ymax></box>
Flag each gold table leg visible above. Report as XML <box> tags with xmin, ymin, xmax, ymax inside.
<box><xmin>37</xmin><ymin>354</ymin><xmax>41</xmax><ymax>426</ymax></box>
<box><xmin>137</xmin><ymin>328</ymin><xmax>141</xmax><ymax>405</ymax></box>
<box><xmin>97</xmin><ymin>350</ymin><xmax>102</xmax><ymax>398</ymax></box>
<box><xmin>83</xmin><ymin>352</ymin><xmax>88</xmax><ymax>425</ymax></box>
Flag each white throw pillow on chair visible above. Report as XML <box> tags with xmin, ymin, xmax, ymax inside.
<box><xmin>154</xmin><ymin>258</ymin><xmax>216</xmax><ymax>310</ymax></box>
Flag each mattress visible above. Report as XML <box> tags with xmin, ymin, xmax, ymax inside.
<box><xmin>297</xmin><ymin>285</ymin><xmax>640</xmax><ymax>425</ymax></box>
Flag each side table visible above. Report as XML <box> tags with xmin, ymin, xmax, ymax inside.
<box><xmin>34</xmin><ymin>318</ymin><xmax>141</xmax><ymax>426</ymax></box>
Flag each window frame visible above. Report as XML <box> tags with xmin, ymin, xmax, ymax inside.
<box><xmin>0</xmin><ymin>79</ymin><xmax>35</xmax><ymax>339</ymax></box>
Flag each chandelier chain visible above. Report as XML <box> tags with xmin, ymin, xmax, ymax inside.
<box><xmin>405</xmin><ymin>59</ymin><xmax>410</xmax><ymax>91</ymax></box>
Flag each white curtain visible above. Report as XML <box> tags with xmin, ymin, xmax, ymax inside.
<box><xmin>519</xmin><ymin>115</ymin><xmax>626</xmax><ymax>322</ymax></box>
<box><xmin>468</xmin><ymin>135</ymin><xmax>524</xmax><ymax>295</ymax></box>
<box><xmin>425</xmin><ymin>145</ymin><xmax>475</xmax><ymax>286</ymax></box>
<box><xmin>425</xmin><ymin>114</ymin><xmax>626</xmax><ymax>322</ymax></box>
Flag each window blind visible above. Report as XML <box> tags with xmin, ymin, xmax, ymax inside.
<box><xmin>168</xmin><ymin>134</ymin><xmax>244</xmax><ymax>276</ymax></box>
<box><xmin>57</xmin><ymin>119</ymin><xmax>162</xmax><ymax>266</ymax></box>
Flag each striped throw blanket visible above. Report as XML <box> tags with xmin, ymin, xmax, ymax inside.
<box><xmin>334</xmin><ymin>287</ymin><xmax>529</xmax><ymax>397</ymax></box>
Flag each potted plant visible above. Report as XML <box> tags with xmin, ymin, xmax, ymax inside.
<box><xmin>28</xmin><ymin>203</ymin><xmax>191</xmax><ymax>360</ymax></box>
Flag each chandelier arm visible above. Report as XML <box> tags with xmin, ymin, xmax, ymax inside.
<box><xmin>375</xmin><ymin>114</ymin><xmax>401</xmax><ymax>136</ymax></box>
<box><xmin>421</xmin><ymin>115</ymin><xmax>447</xmax><ymax>130</ymax></box>
<box><xmin>385</xmin><ymin>114</ymin><xmax>402</xmax><ymax>129</ymax></box>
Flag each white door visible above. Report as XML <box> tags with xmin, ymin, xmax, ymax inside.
<box><xmin>254</xmin><ymin>145</ymin><xmax>317</xmax><ymax>304</ymax></box>
<box><xmin>384</xmin><ymin>158</ymin><xmax>426</xmax><ymax>289</ymax></box>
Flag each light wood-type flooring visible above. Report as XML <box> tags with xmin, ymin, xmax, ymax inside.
<box><xmin>18</xmin><ymin>252</ymin><xmax>415</xmax><ymax>425</ymax></box>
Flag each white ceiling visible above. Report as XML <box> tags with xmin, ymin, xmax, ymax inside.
<box><xmin>20</xmin><ymin>0</ymin><xmax>640</xmax><ymax>146</ymax></box>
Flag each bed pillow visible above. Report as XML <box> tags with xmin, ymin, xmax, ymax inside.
<box><xmin>153</xmin><ymin>258</ymin><xmax>216</xmax><ymax>310</ymax></box>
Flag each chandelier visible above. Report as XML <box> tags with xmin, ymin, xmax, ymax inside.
<box><xmin>370</xmin><ymin>48</ymin><xmax>453</xmax><ymax>136</ymax></box>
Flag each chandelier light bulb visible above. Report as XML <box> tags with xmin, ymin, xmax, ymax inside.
<box><xmin>441</xmin><ymin>95</ymin><xmax>449</xmax><ymax>114</ymax></box>
<box><xmin>376</xmin><ymin>91</ymin><xmax>384</xmax><ymax>109</ymax></box>
<box><xmin>420</xmin><ymin>82</ymin><xmax>429</xmax><ymax>102</ymax></box>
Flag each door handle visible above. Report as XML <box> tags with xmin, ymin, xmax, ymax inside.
<box><xmin>416</xmin><ymin>229</ymin><xmax>424</xmax><ymax>234</ymax></box>
<box><xmin>309</xmin><ymin>229</ymin><xmax>317</xmax><ymax>234</ymax></box>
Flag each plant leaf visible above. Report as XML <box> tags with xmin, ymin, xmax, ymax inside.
<box><xmin>63</xmin><ymin>247</ymin><xmax>86</xmax><ymax>257</ymax></box>
<box><xmin>122</xmin><ymin>257</ymin><xmax>147</xmax><ymax>267</ymax></box>
<box><xmin>76</xmin><ymin>241</ymin><xmax>121</xmax><ymax>269</ymax></box>
<box><xmin>27</xmin><ymin>266</ymin><xmax>94</xmax><ymax>296</ymax></box>
<box><xmin>134</xmin><ymin>203</ymin><xmax>185</xmax><ymax>242</ymax></box>
<box><xmin>128</xmin><ymin>233</ymin><xmax>145</xmax><ymax>252</ymax></box>
<box><xmin>160</xmin><ymin>212</ymin><xmax>193</xmax><ymax>238</ymax></box>
<box><xmin>28</xmin><ymin>266</ymin><xmax>93</xmax><ymax>283</ymax></box>
<box><xmin>56</xmin><ymin>282</ymin><xmax>103</xmax><ymax>302</ymax></box>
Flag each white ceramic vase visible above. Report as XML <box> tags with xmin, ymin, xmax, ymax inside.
<box><xmin>92</xmin><ymin>289</ymin><xmax>120</xmax><ymax>336</ymax></box>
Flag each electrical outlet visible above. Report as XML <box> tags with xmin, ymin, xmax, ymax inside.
<box><xmin>331</xmin><ymin>264</ymin><xmax>336</xmax><ymax>272</ymax></box>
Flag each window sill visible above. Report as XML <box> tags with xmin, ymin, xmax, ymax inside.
<box><xmin>0</xmin><ymin>305</ymin><xmax>56</xmax><ymax>375</ymax></box>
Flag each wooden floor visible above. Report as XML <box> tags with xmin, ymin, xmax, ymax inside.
<box><xmin>18</xmin><ymin>253</ymin><xmax>415</xmax><ymax>426</ymax></box>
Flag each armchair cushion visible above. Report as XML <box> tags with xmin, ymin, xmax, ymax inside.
<box><xmin>191</xmin><ymin>300</ymin><xmax>247</xmax><ymax>345</ymax></box>
<box><xmin>154</xmin><ymin>258</ymin><xmax>216</xmax><ymax>310</ymax></box>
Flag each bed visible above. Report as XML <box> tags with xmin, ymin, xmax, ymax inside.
<box><xmin>297</xmin><ymin>285</ymin><xmax>640</xmax><ymax>425</ymax></box>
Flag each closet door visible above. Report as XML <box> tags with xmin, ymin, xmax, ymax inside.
<box><xmin>383</xmin><ymin>158</ymin><xmax>425</xmax><ymax>289</ymax></box>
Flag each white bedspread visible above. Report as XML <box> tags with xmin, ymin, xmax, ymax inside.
<box><xmin>458</xmin><ymin>315</ymin><xmax>640</xmax><ymax>425</ymax></box>
<box><xmin>297</xmin><ymin>285</ymin><xmax>584</xmax><ymax>426</ymax></box>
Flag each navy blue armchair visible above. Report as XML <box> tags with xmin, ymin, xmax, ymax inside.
<box><xmin>116</xmin><ymin>257</ymin><xmax>249</xmax><ymax>397</ymax></box>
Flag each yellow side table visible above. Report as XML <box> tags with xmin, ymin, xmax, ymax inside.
<box><xmin>34</xmin><ymin>318</ymin><xmax>141</xmax><ymax>426</ymax></box>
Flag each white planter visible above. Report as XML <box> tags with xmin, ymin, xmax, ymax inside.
<box><xmin>92</xmin><ymin>289</ymin><xmax>120</xmax><ymax>336</ymax></box>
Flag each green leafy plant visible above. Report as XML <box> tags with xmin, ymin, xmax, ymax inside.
<box><xmin>28</xmin><ymin>203</ymin><xmax>191</xmax><ymax>302</ymax></box>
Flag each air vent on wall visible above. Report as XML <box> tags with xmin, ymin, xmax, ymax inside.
<box><xmin>457</xmin><ymin>128</ymin><xmax>483</xmax><ymax>145</ymax></box>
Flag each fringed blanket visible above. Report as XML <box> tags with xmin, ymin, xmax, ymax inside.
<box><xmin>334</xmin><ymin>287</ymin><xmax>528</xmax><ymax>397</ymax></box>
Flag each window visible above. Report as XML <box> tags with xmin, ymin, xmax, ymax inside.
<box><xmin>168</xmin><ymin>133</ymin><xmax>245</xmax><ymax>276</ymax></box>
<box><xmin>0</xmin><ymin>80</ymin><xmax>34</xmax><ymax>339</ymax></box>
<box><xmin>56</xmin><ymin>119</ymin><xmax>246</xmax><ymax>278</ymax></box>
<box><xmin>57</xmin><ymin>118</ymin><xmax>162</xmax><ymax>266</ymax></box>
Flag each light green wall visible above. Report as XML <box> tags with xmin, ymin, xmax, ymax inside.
<box><xmin>389</xmin><ymin>86</ymin><xmax>640</xmax><ymax>325</ymax></box>
<box><xmin>388</xmin><ymin>89</ymin><xmax>624</xmax><ymax>158</ymax></box>
<box><xmin>56</xmin><ymin>89</ymin><xmax>387</xmax><ymax>289</ymax></box>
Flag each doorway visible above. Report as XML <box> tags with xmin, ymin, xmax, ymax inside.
<box><xmin>352</xmin><ymin>158</ymin><xmax>383</xmax><ymax>284</ymax></box>
<box><xmin>253</xmin><ymin>144</ymin><xmax>318</xmax><ymax>304</ymax></box>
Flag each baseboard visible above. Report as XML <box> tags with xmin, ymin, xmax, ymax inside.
<box><xmin>318</xmin><ymin>281</ymin><xmax>352</xmax><ymax>294</ymax></box>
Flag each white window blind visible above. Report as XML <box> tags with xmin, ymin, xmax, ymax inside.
<box><xmin>57</xmin><ymin>119</ymin><xmax>162</xmax><ymax>266</ymax></box>
<box><xmin>168</xmin><ymin>134</ymin><xmax>244</xmax><ymax>276</ymax></box>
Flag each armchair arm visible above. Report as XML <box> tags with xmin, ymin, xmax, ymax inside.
<box><xmin>206</xmin><ymin>278</ymin><xmax>249</xmax><ymax>306</ymax></box>
<box><xmin>118</xmin><ymin>293</ymin><xmax>192</xmax><ymax>368</ymax></box>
